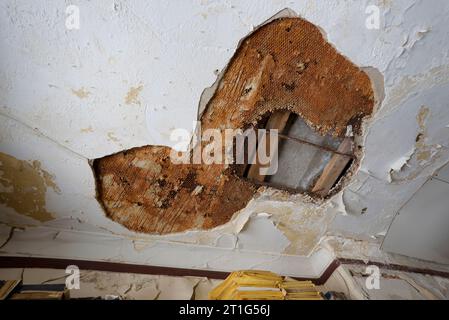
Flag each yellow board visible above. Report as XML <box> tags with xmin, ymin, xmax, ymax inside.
<box><xmin>209</xmin><ymin>270</ymin><xmax>323</xmax><ymax>300</ymax></box>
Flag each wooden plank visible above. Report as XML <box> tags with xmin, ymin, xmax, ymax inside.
<box><xmin>246</xmin><ymin>110</ymin><xmax>291</xmax><ymax>181</ymax></box>
<box><xmin>311</xmin><ymin>137</ymin><xmax>353</xmax><ymax>197</ymax></box>
<box><xmin>0</xmin><ymin>280</ymin><xmax>21</xmax><ymax>300</ymax></box>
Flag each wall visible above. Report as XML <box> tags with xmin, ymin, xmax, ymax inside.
<box><xmin>321</xmin><ymin>264</ymin><xmax>449</xmax><ymax>300</ymax></box>
<box><xmin>382</xmin><ymin>162</ymin><xmax>449</xmax><ymax>264</ymax></box>
<box><xmin>0</xmin><ymin>267</ymin><xmax>220</xmax><ymax>300</ymax></box>
<box><xmin>1</xmin><ymin>0</ymin><xmax>449</xmax><ymax>276</ymax></box>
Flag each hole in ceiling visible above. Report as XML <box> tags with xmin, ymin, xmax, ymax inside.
<box><xmin>93</xmin><ymin>16</ymin><xmax>376</xmax><ymax>234</ymax></box>
<box><xmin>232</xmin><ymin>110</ymin><xmax>355</xmax><ymax>197</ymax></box>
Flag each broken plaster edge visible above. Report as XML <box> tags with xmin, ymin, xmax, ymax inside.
<box><xmin>90</xmin><ymin>8</ymin><xmax>381</xmax><ymax>237</ymax></box>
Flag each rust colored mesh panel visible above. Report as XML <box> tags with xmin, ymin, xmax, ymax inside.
<box><xmin>94</xmin><ymin>17</ymin><xmax>374</xmax><ymax>234</ymax></box>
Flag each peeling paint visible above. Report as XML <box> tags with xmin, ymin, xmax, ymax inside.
<box><xmin>390</xmin><ymin>106</ymin><xmax>443</xmax><ymax>182</ymax></box>
<box><xmin>81</xmin><ymin>126</ymin><xmax>94</xmax><ymax>133</ymax></box>
<box><xmin>208</xmin><ymin>191</ymin><xmax>338</xmax><ymax>256</ymax></box>
<box><xmin>236</xmin><ymin>214</ymin><xmax>290</xmax><ymax>253</ymax></box>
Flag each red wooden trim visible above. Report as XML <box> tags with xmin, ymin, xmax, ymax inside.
<box><xmin>0</xmin><ymin>256</ymin><xmax>339</xmax><ymax>284</ymax></box>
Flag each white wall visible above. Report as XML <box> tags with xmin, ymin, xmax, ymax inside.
<box><xmin>383</xmin><ymin>162</ymin><xmax>449</xmax><ymax>264</ymax></box>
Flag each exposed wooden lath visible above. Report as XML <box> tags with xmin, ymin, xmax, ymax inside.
<box><xmin>245</xmin><ymin>112</ymin><xmax>354</xmax><ymax>197</ymax></box>
<box><xmin>246</xmin><ymin>110</ymin><xmax>291</xmax><ymax>182</ymax></box>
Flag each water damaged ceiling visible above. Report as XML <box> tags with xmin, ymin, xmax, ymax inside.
<box><xmin>93</xmin><ymin>17</ymin><xmax>375</xmax><ymax>234</ymax></box>
<box><xmin>1</xmin><ymin>1</ymin><xmax>449</xmax><ymax>276</ymax></box>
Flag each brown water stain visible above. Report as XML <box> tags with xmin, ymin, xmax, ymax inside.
<box><xmin>71</xmin><ymin>87</ymin><xmax>91</xmax><ymax>99</ymax></box>
<box><xmin>0</xmin><ymin>152</ymin><xmax>59</xmax><ymax>222</ymax></box>
<box><xmin>125</xmin><ymin>85</ymin><xmax>143</xmax><ymax>105</ymax></box>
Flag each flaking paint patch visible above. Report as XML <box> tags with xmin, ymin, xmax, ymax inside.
<box><xmin>390</xmin><ymin>106</ymin><xmax>442</xmax><ymax>182</ymax></box>
<box><xmin>0</xmin><ymin>152</ymin><xmax>59</xmax><ymax>222</ymax></box>
<box><xmin>125</xmin><ymin>85</ymin><xmax>143</xmax><ymax>105</ymax></box>
<box><xmin>230</xmin><ymin>194</ymin><xmax>335</xmax><ymax>256</ymax></box>
<box><xmin>236</xmin><ymin>214</ymin><xmax>290</xmax><ymax>253</ymax></box>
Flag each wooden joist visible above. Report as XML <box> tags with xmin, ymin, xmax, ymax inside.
<box><xmin>311</xmin><ymin>137</ymin><xmax>353</xmax><ymax>197</ymax></box>
<box><xmin>246</xmin><ymin>110</ymin><xmax>291</xmax><ymax>181</ymax></box>
<box><xmin>246</xmin><ymin>110</ymin><xmax>353</xmax><ymax>197</ymax></box>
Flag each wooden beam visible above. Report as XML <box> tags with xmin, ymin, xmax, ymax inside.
<box><xmin>246</xmin><ymin>110</ymin><xmax>291</xmax><ymax>181</ymax></box>
<box><xmin>311</xmin><ymin>137</ymin><xmax>353</xmax><ymax>197</ymax></box>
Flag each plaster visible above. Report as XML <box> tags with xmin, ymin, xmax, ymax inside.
<box><xmin>1</xmin><ymin>0</ymin><xmax>449</xmax><ymax>275</ymax></box>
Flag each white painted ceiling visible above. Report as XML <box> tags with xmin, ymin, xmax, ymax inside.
<box><xmin>1</xmin><ymin>0</ymin><xmax>449</xmax><ymax>275</ymax></box>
